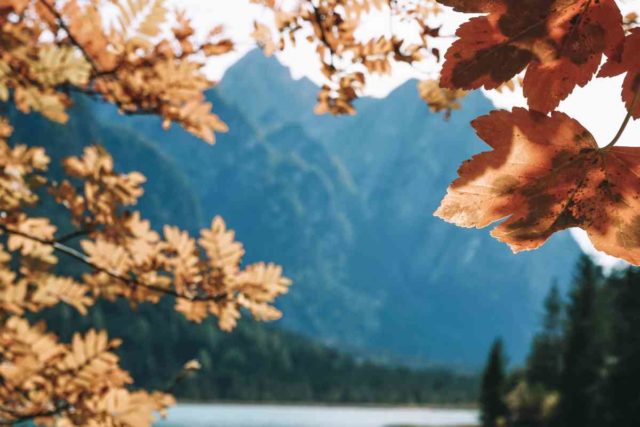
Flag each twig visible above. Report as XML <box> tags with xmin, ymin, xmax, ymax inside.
<box><xmin>311</xmin><ymin>3</ymin><xmax>336</xmax><ymax>68</ymax></box>
<box><xmin>55</xmin><ymin>228</ymin><xmax>91</xmax><ymax>243</ymax></box>
<box><xmin>163</xmin><ymin>364</ymin><xmax>199</xmax><ymax>394</ymax></box>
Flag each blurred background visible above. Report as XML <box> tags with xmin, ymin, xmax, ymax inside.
<box><xmin>17</xmin><ymin>2</ymin><xmax>640</xmax><ymax>426</ymax></box>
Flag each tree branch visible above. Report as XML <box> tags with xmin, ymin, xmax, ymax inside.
<box><xmin>0</xmin><ymin>401</ymin><xmax>69</xmax><ymax>426</ymax></box>
<box><xmin>37</xmin><ymin>0</ymin><xmax>102</xmax><ymax>74</ymax></box>
<box><xmin>0</xmin><ymin>224</ymin><xmax>227</xmax><ymax>303</ymax></box>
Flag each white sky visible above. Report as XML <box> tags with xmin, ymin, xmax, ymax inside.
<box><xmin>172</xmin><ymin>0</ymin><xmax>640</xmax><ymax>269</ymax></box>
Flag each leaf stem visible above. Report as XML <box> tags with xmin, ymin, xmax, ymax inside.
<box><xmin>604</xmin><ymin>89</ymin><xmax>640</xmax><ymax>149</ymax></box>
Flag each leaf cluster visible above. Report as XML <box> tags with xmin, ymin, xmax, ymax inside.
<box><xmin>0</xmin><ymin>1</ymin><xmax>291</xmax><ymax>424</ymax></box>
<box><xmin>252</xmin><ymin>0</ymin><xmax>640</xmax><ymax>264</ymax></box>
<box><xmin>0</xmin><ymin>318</ymin><xmax>174</xmax><ymax>426</ymax></box>
<box><xmin>0</xmin><ymin>0</ymin><xmax>233</xmax><ymax>143</ymax></box>
<box><xmin>252</xmin><ymin>0</ymin><xmax>443</xmax><ymax>114</ymax></box>
<box><xmin>0</xmin><ymin>123</ymin><xmax>290</xmax><ymax>425</ymax></box>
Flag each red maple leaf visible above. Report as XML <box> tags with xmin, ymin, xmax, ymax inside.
<box><xmin>435</xmin><ymin>108</ymin><xmax>640</xmax><ymax>265</ymax></box>
<box><xmin>438</xmin><ymin>0</ymin><xmax>624</xmax><ymax>112</ymax></box>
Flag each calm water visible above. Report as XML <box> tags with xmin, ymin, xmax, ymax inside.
<box><xmin>155</xmin><ymin>404</ymin><xmax>479</xmax><ymax>427</ymax></box>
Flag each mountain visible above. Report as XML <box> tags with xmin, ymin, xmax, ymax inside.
<box><xmin>7</xmin><ymin>97</ymin><xmax>479</xmax><ymax>404</ymax></box>
<box><xmin>89</xmin><ymin>50</ymin><xmax>581</xmax><ymax>367</ymax></box>
<box><xmin>6</xmin><ymin>97</ymin><xmax>202</xmax><ymax>233</ymax></box>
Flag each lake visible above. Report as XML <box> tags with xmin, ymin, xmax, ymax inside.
<box><xmin>155</xmin><ymin>404</ymin><xmax>479</xmax><ymax>427</ymax></box>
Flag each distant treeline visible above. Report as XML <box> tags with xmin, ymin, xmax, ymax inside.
<box><xmin>479</xmin><ymin>255</ymin><xmax>640</xmax><ymax>427</ymax></box>
<box><xmin>38</xmin><ymin>300</ymin><xmax>479</xmax><ymax>405</ymax></box>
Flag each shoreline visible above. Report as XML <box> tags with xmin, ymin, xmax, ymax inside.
<box><xmin>173</xmin><ymin>401</ymin><xmax>479</xmax><ymax>410</ymax></box>
<box><xmin>159</xmin><ymin>402</ymin><xmax>480</xmax><ymax>427</ymax></box>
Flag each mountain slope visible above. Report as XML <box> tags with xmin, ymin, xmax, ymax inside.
<box><xmin>214</xmin><ymin>51</ymin><xmax>581</xmax><ymax>365</ymax></box>
<box><xmin>92</xmin><ymin>92</ymin><xmax>379</xmax><ymax>345</ymax></box>
<box><xmin>7</xmin><ymin>97</ymin><xmax>202</xmax><ymax>232</ymax></box>
<box><xmin>6</xmin><ymin>99</ymin><xmax>481</xmax><ymax>403</ymax></box>
<box><xmin>91</xmin><ymin>51</ymin><xmax>581</xmax><ymax>366</ymax></box>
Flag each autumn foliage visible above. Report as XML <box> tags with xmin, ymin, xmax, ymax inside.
<box><xmin>431</xmin><ymin>0</ymin><xmax>640</xmax><ymax>264</ymax></box>
<box><xmin>250</xmin><ymin>0</ymin><xmax>640</xmax><ymax>265</ymax></box>
<box><xmin>2</xmin><ymin>0</ymin><xmax>640</xmax><ymax>425</ymax></box>
<box><xmin>438</xmin><ymin>0</ymin><xmax>624</xmax><ymax>113</ymax></box>
<box><xmin>0</xmin><ymin>0</ymin><xmax>290</xmax><ymax>425</ymax></box>
<box><xmin>434</xmin><ymin>109</ymin><xmax>640</xmax><ymax>263</ymax></box>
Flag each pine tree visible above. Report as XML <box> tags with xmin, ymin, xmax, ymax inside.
<box><xmin>558</xmin><ymin>256</ymin><xmax>605</xmax><ymax>427</ymax></box>
<box><xmin>480</xmin><ymin>338</ymin><xmax>509</xmax><ymax>427</ymax></box>
<box><xmin>526</xmin><ymin>283</ymin><xmax>564</xmax><ymax>390</ymax></box>
<box><xmin>604</xmin><ymin>268</ymin><xmax>640</xmax><ymax>427</ymax></box>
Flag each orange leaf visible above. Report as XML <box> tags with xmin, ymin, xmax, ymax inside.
<box><xmin>438</xmin><ymin>0</ymin><xmax>624</xmax><ymax>112</ymax></box>
<box><xmin>251</xmin><ymin>22</ymin><xmax>276</xmax><ymax>56</ymax></box>
<box><xmin>435</xmin><ymin>108</ymin><xmax>640</xmax><ymax>265</ymax></box>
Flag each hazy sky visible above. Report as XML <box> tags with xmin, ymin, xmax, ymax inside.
<box><xmin>172</xmin><ymin>0</ymin><xmax>640</xmax><ymax>268</ymax></box>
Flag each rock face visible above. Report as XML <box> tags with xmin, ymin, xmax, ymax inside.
<box><xmin>86</xmin><ymin>50</ymin><xmax>580</xmax><ymax>367</ymax></box>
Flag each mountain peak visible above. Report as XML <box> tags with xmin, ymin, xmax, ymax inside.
<box><xmin>94</xmin><ymin>48</ymin><xmax>581</xmax><ymax>367</ymax></box>
<box><xmin>217</xmin><ymin>50</ymin><xmax>318</xmax><ymax>129</ymax></box>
